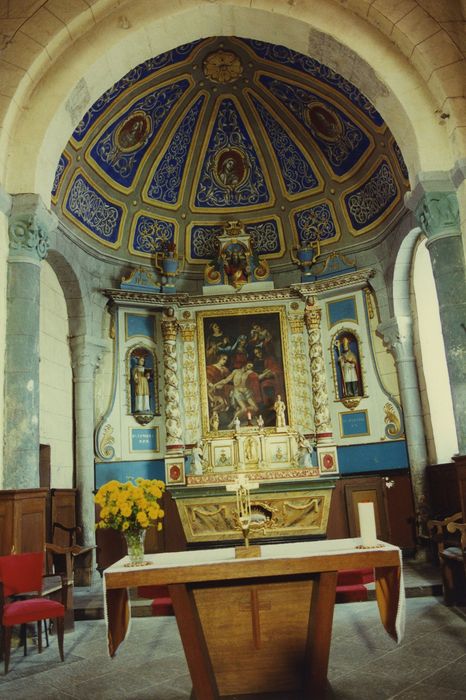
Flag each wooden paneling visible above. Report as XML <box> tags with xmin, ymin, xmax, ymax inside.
<box><xmin>0</xmin><ymin>489</ymin><xmax>48</xmax><ymax>555</ymax></box>
<box><xmin>327</xmin><ymin>473</ymin><xmax>416</xmax><ymax>551</ymax></box>
<box><xmin>195</xmin><ymin>580</ymin><xmax>313</xmax><ymax>695</ymax></box>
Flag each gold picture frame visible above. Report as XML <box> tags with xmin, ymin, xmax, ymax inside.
<box><xmin>197</xmin><ymin>306</ymin><xmax>292</xmax><ymax>436</ymax></box>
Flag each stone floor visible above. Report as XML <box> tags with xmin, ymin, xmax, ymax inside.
<box><xmin>1</xmin><ymin>560</ymin><xmax>465</xmax><ymax>699</ymax></box>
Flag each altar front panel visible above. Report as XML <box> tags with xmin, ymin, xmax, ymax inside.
<box><xmin>174</xmin><ymin>488</ymin><xmax>333</xmax><ymax>543</ymax></box>
<box><xmin>194</xmin><ymin>579</ymin><xmax>313</xmax><ymax>695</ymax></box>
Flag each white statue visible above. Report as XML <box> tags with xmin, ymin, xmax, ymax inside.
<box><xmin>234</xmin><ymin>416</ymin><xmax>241</xmax><ymax>432</ymax></box>
<box><xmin>257</xmin><ymin>414</ymin><xmax>264</xmax><ymax>429</ymax></box>
<box><xmin>192</xmin><ymin>441</ymin><xmax>205</xmax><ymax>475</ymax></box>
<box><xmin>297</xmin><ymin>433</ymin><xmax>313</xmax><ymax>468</ymax></box>
<box><xmin>273</xmin><ymin>394</ymin><xmax>286</xmax><ymax>428</ymax></box>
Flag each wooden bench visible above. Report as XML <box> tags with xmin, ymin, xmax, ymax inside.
<box><xmin>427</xmin><ymin>512</ymin><xmax>466</xmax><ymax>605</ymax></box>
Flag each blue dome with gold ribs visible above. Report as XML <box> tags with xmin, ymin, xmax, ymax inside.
<box><xmin>51</xmin><ymin>37</ymin><xmax>409</xmax><ymax>271</ymax></box>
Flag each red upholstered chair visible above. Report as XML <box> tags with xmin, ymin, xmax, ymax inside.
<box><xmin>0</xmin><ymin>552</ymin><xmax>65</xmax><ymax>674</ymax></box>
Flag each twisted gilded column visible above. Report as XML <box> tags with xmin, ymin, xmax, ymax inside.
<box><xmin>161</xmin><ymin>308</ymin><xmax>183</xmax><ymax>452</ymax></box>
<box><xmin>3</xmin><ymin>194</ymin><xmax>56</xmax><ymax>488</ymax></box>
<box><xmin>304</xmin><ymin>296</ymin><xmax>332</xmax><ymax>442</ymax></box>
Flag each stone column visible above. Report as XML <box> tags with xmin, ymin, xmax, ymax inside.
<box><xmin>70</xmin><ymin>335</ymin><xmax>106</xmax><ymax>547</ymax></box>
<box><xmin>3</xmin><ymin>194</ymin><xmax>56</xmax><ymax>489</ymax></box>
<box><xmin>378</xmin><ymin>316</ymin><xmax>428</xmax><ymax>514</ymax></box>
<box><xmin>161</xmin><ymin>308</ymin><xmax>184</xmax><ymax>452</ymax></box>
<box><xmin>408</xmin><ymin>183</ymin><xmax>466</xmax><ymax>454</ymax></box>
<box><xmin>303</xmin><ymin>296</ymin><xmax>332</xmax><ymax>442</ymax></box>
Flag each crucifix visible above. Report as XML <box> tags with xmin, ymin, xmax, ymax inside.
<box><xmin>226</xmin><ymin>475</ymin><xmax>260</xmax><ymax>557</ymax></box>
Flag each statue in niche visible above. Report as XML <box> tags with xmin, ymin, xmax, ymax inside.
<box><xmin>333</xmin><ymin>332</ymin><xmax>363</xmax><ymax>399</ymax></box>
<box><xmin>129</xmin><ymin>348</ymin><xmax>155</xmax><ymax>420</ymax></box>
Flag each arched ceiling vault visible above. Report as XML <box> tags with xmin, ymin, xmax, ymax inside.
<box><xmin>51</xmin><ymin>36</ymin><xmax>410</xmax><ymax>275</ymax></box>
<box><xmin>2</xmin><ymin>0</ymin><xmax>462</xmax><ymax>201</ymax></box>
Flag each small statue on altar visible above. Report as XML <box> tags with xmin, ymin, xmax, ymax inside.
<box><xmin>257</xmin><ymin>414</ymin><xmax>264</xmax><ymax>429</ymax></box>
<box><xmin>234</xmin><ymin>416</ymin><xmax>241</xmax><ymax>432</ymax></box>
<box><xmin>192</xmin><ymin>441</ymin><xmax>205</xmax><ymax>475</ymax></box>
<box><xmin>273</xmin><ymin>394</ymin><xmax>286</xmax><ymax>428</ymax></box>
<box><xmin>297</xmin><ymin>433</ymin><xmax>313</xmax><ymax>468</ymax></box>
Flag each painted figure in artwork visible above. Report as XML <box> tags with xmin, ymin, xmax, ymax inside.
<box><xmin>334</xmin><ymin>334</ymin><xmax>362</xmax><ymax>398</ymax></box>
<box><xmin>132</xmin><ymin>356</ymin><xmax>151</xmax><ymax>412</ymax></box>
<box><xmin>273</xmin><ymin>394</ymin><xmax>286</xmax><ymax>428</ymax></box>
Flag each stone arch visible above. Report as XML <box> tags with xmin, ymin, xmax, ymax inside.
<box><xmin>46</xmin><ymin>249</ymin><xmax>88</xmax><ymax>340</ymax></box>
<box><xmin>0</xmin><ymin>1</ymin><xmax>462</xmax><ymax>201</ymax></box>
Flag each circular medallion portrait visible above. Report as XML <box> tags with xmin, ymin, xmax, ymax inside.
<box><xmin>203</xmin><ymin>50</ymin><xmax>243</xmax><ymax>84</ymax></box>
<box><xmin>305</xmin><ymin>102</ymin><xmax>342</xmax><ymax>142</ymax></box>
<box><xmin>116</xmin><ymin>111</ymin><xmax>151</xmax><ymax>151</ymax></box>
<box><xmin>214</xmin><ymin>148</ymin><xmax>247</xmax><ymax>190</ymax></box>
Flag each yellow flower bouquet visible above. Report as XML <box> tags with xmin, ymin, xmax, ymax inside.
<box><xmin>95</xmin><ymin>478</ymin><xmax>165</xmax><ymax>564</ymax></box>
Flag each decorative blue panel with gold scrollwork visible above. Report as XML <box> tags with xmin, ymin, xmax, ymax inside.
<box><xmin>64</xmin><ymin>173</ymin><xmax>123</xmax><ymax>246</ymax></box>
<box><xmin>193</xmin><ymin>98</ymin><xmax>271</xmax><ymax>209</ymax></box>
<box><xmin>88</xmin><ymin>79</ymin><xmax>191</xmax><ymax>189</ymax></box>
<box><xmin>145</xmin><ymin>95</ymin><xmax>205</xmax><ymax>206</ymax></box>
<box><xmin>51</xmin><ymin>152</ymin><xmax>70</xmax><ymax>201</ymax></box>
<box><xmin>130</xmin><ymin>214</ymin><xmax>176</xmax><ymax>255</ymax></box>
<box><xmin>391</xmin><ymin>139</ymin><xmax>409</xmax><ymax>181</ymax></box>
<box><xmin>292</xmin><ymin>201</ymin><xmax>338</xmax><ymax>246</ymax></box>
<box><xmin>189</xmin><ymin>219</ymin><xmax>282</xmax><ymax>261</ymax></box>
<box><xmin>71</xmin><ymin>41</ymin><xmax>201</xmax><ymax>144</ymax></box>
<box><xmin>249</xmin><ymin>93</ymin><xmax>320</xmax><ymax>197</ymax></box>
<box><xmin>343</xmin><ymin>160</ymin><xmax>398</xmax><ymax>231</ymax></box>
<box><xmin>259</xmin><ymin>75</ymin><xmax>371</xmax><ymax>179</ymax></box>
<box><xmin>244</xmin><ymin>39</ymin><xmax>384</xmax><ymax>127</ymax></box>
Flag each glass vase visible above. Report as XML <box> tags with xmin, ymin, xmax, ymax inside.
<box><xmin>124</xmin><ymin>529</ymin><xmax>146</xmax><ymax>565</ymax></box>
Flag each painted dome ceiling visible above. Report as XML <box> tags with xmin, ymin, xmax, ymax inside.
<box><xmin>51</xmin><ymin>37</ymin><xmax>409</xmax><ymax>273</ymax></box>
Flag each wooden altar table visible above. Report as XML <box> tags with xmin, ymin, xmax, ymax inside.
<box><xmin>103</xmin><ymin>538</ymin><xmax>405</xmax><ymax>700</ymax></box>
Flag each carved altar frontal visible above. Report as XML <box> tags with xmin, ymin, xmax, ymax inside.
<box><xmin>173</xmin><ymin>486</ymin><xmax>332</xmax><ymax>543</ymax></box>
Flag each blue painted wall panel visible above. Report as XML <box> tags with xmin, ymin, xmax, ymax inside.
<box><xmin>337</xmin><ymin>441</ymin><xmax>409</xmax><ymax>474</ymax></box>
<box><xmin>95</xmin><ymin>460</ymin><xmax>165</xmax><ymax>489</ymax></box>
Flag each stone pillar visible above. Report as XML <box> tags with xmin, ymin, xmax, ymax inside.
<box><xmin>3</xmin><ymin>194</ymin><xmax>56</xmax><ymax>489</ymax></box>
<box><xmin>70</xmin><ymin>335</ymin><xmax>106</xmax><ymax>547</ymax></box>
<box><xmin>303</xmin><ymin>296</ymin><xmax>332</xmax><ymax>442</ymax></box>
<box><xmin>378</xmin><ymin>316</ymin><xmax>428</xmax><ymax>514</ymax></box>
<box><xmin>161</xmin><ymin>308</ymin><xmax>184</xmax><ymax>452</ymax></box>
<box><xmin>408</xmin><ymin>183</ymin><xmax>466</xmax><ymax>455</ymax></box>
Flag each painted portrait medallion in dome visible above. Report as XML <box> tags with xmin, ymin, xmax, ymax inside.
<box><xmin>116</xmin><ymin>111</ymin><xmax>152</xmax><ymax>152</ymax></box>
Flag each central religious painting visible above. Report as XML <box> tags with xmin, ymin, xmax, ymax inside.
<box><xmin>197</xmin><ymin>307</ymin><xmax>290</xmax><ymax>433</ymax></box>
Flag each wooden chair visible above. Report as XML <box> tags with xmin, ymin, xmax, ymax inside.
<box><xmin>427</xmin><ymin>512</ymin><xmax>466</xmax><ymax>605</ymax></box>
<box><xmin>0</xmin><ymin>551</ymin><xmax>65</xmax><ymax>674</ymax></box>
<box><xmin>46</xmin><ymin>523</ymin><xmax>95</xmax><ymax>587</ymax></box>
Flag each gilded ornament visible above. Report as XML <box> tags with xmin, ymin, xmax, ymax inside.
<box><xmin>384</xmin><ymin>402</ymin><xmax>401</xmax><ymax>437</ymax></box>
<box><xmin>99</xmin><ymin>424</ymin><xmax>115</xmax><ymax>460</ymax></box>
<box><xmin>203</xmin><ymin>50</ymin><xmax>243</xmax><ymax>84</ymax></box>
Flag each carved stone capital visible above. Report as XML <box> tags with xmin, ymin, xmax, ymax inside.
<box><xmin>70</xmin><ymin>335</ymin><xmax>109</xmax><ymax>381</ymax></box>
<box><xmin>415</xmin><ymin>191</ymin><xmax>460</xmax><ymax>241</ymax></box>
<box><xmin>8</xmin><ymin>194</ymin><xmax>57</xmax><ymax>262</ymax></box>
<box><xmin>377</xmin><ymin>316</ymin><xmax>414</xmax><ymax>361</ymax></box>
